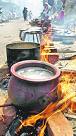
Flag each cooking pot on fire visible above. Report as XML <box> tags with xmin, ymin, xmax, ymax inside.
<box><xmin>6</xmin><ymin>42</ymin><xmax>40</xmax><ymax>68</ymax></box>
<box><xmin>8</xmin><ymin>60</ymin><xmax>60</xmax><ymax>112</ymax></box>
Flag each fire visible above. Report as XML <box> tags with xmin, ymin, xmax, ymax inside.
<box><xmin>16</xmin><ymin>92</ymin><xmax>76</xmax><ymax>135</ymax></box>
<box><xmin>16</xmin><ymin>33</ymin><xmax>76</xmax><ymax>135</ymax></box>
<box><xmin>70</xmin><ymin>97</ymin><xmax>76</xmax><ymax>112</ymax></box>
<box><xmin>40</xmin><ymin>33</ymin><xmax>59</xmax><ymax>64</ymax></box>
<box><xmin>38</xmin><ymin>123</ymin><xmax>46</xmax><ymax>136</ymax></box>
<box><xmin>16</xmin><ymin>71</ymin><xmax>76</xmax><ymax>135</ymax></box>
<box><xmin>59</xmin><ymin>72</ymin><xmax>76</xmax><ymax>112</ymax></box>
<box><xmin>16</xmin><ymin>37</ymin><xmax>76</xmax><ymax>135</ymax></box>
<box><xmin>40</xmin><ymin>34</ymin><xmax>52</xmax><ymax>63</ymax></box>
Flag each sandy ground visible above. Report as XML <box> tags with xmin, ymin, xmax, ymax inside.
<box><xmin>0</xmin><ymin>18</ymin><xmax>30</xmax><ymax>65</ymax></box>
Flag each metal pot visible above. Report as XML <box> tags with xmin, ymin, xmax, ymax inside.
<box><xmin>62</xmin><ymin>35</ymin><xmax>75</xmax><ymax>44</ymax></box>
<box><xmin>8</xmin><ymin>60</ymin><xmax>60</xmax><ymax>112</ymax></box>
<box><xmin>6</xmin><ymin>42</ymin><xmax>40</xmax><ymax>68</ymax></box>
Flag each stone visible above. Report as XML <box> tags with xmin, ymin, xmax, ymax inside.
<box><xmin>0</xmin><ymin>94</ymin><xmax>16</xmax><ymax>136</ymax></box>
<box><xmin>0</xmin><ymin>64</ymin><xmax>9</xmax><ymax>81</ymax></box>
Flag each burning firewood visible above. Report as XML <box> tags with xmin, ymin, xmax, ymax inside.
<box><xmin>58</xmin><ymin>71</ymin><xmax>76</xmax><ymax>112</ymax></box>
<box><xmin>16</xmin><ymin>92</ymin><xmax>75</xmax><ymax>135</ymax></box>
<box><xmin>47</xmin><ymin>112</ymin><xmax>73</xmax><ymax>136</ymax></box>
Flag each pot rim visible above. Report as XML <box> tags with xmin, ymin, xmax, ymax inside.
<box><xmin>11</xmin><ymin>60</ymin><xmax>60</xmax><ymax>82</ymax></box>
<box><xmin>6</xmin><ymin>42</ymin><xmax>40</xmax><ymax>50</ymax></box>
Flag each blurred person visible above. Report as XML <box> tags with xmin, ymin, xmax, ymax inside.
<box><xmin>28</xmin><ymin>10</ymin><xmax>32</xmax><ymax>21</ymax></box>
<box><xmin>41</xmin><ymin>2</ymin><xmax>56</xmax><ymax>21</ymax></box>
<box><xmin>23</xmin><ymin>7</ymin><xmax>28</xmax><ymax>21</ymax></box>
<box><xmin>42</xmin><ymin>2</ymin><xmax>51</xmax><ymax>20</ymax></box>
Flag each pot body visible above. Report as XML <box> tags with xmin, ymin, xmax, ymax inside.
<box><xmin>8</xmin><ymin>60</ymin><xmax>60</xmax><ymax>112</ymax></box>
<box><xmin>8</xmin><ymin>76</ymin><xmax>58</xmax><ymax>112</ymax></box>
<box><xmin>48</xmin><ymin>53</ymin><xmax>59</xmax><ymax>64</ymax></box>
<box><xmin>62</xmin><ymin>35</ymin><xmax>75</xmax><ymax>44</ymax></box>
<box><xmin>6</xmin><ymin>42</ymin><xmax>40</xmax><ymax>68</ymax></box>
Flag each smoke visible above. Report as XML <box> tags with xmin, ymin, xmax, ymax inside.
<box><xmin>2</xmin><ymin>0</ymin><xmax>43</xmax><ymax>18</ymax></box>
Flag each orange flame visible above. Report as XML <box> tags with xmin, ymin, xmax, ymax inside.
<box><xmin>16</xmin><ymin>92</ymin><xmax>76</xmax><ymax>134</ymax></box>
<box><xmin>16</xmin><ymin>35</ymin><xmax>76</xmax><ymax>135</ymax></box>
<box><xmin>40</xmin><ymin>33</ymin><xmax>59</xmax><ymax>64</ymax></box>
<box><xmin>40</xmin><ymin>34</ymin><xmax>52</xmax><ymax>63</ymax></box>
<box><xmin>38</xmin><ymin>123</ymin><xmax>46</xmax><ymax>136</ymax></box>
<box><xmin>59</xmin><ymin>72</ymin><xmax>76</xmax><ymax>112</ymax></box>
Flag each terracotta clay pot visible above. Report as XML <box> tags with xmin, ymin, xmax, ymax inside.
<box><xmin>8</xmin><ymin>60</ymin><xmax>60</xmax><ymax>112</ymax></box>
<box><xmin>48</xmin><ymin>53</ymin><xmax>59</xmax><ymax>64</ymax></box>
